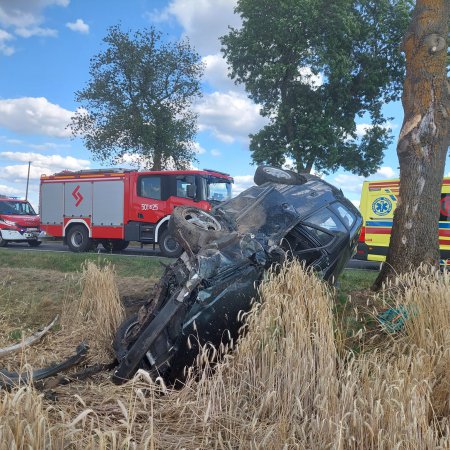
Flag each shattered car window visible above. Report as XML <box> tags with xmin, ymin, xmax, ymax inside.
<box><xmin>305</xmin><ymin>208</ymin><xmax>346</xmax><ymax>232</ymax></box>
<box><xmin>332</xmin><ymin>203</ymin><xmax>356</xmax><ymax>229</ymax></box>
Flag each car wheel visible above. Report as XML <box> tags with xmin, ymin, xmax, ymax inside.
<box><xmin>159</xmin><ymin>229</ymin><xmax>183</xmax><ymax>258</ymax></box>
<box><xmin>28</xmin><ymin>240</ymin><xmax>42</xmax><ymax>247</ymax></box>
<box><xmin>254</xmin><ymin>165</ymin><xmax>307</xmax><ymax>186</ymax></box>
<box><xmin>169</xmin><ymin>206</ymin><xmax>227</xmax><ymax>254</ymax></box>
<box><xmin>67</xmin><ymin>225</ymin><xmax>91</xmax><ymax>252</ymax></box>
<box><xmin>0</xmin><ymin>232</ymin><xmax>8</xmax><ymax>247</ymax></box>
<box><xmin>113</xmin><ymin>314</ymin><xmax>140</xmax><ymax>359</ymax></box>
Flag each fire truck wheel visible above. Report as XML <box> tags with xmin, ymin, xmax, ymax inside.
<box><xmin>254</xmin><ymin>165</ymin><xmax>307</xmax><ymax>186</ymax></box>
<box><xmin>159</xmin><ymin>229</ymin><xmax>183</xmax><ymax>258</ymax></box>
<box><xmin>28</xmin><ymin>240</ymin><xmax>42</xmax><ymax>247</ymax></box>
<box><xmin>0</xmin><ymin>232</ymin><xmax>8</xmax><ymax>247</ymax></box>
<box><xmin>169</xmin><ymin>206</ymin><xmax>227</xmax><ymax>254</ymax></box>
<box><xmin>67</xmin><ymin>225</ymin><xmax>92</xmax><ymax>252</ymax></box>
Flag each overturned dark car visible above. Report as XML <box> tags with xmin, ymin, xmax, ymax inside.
<box><xmin>112</xmin><ymin>166</ymin><xmax>362</xmax><ymax>385</ymax></box>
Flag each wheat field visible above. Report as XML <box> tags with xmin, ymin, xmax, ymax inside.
<box><xmin>0</xmin><ymin>261</ymin><xmax>448</xmax><ymax>449</ymax></box>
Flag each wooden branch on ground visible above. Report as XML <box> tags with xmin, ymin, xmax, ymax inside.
<box><xmin>0</xmin><ymin>315</ymin><xmax>59</xmax><ymax>358</ymax></box>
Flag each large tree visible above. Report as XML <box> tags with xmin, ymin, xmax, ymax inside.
<box><xmin>221</xmin><ymin>0</ymin><xmax>412</xmax><ymax>175</ymax></box>
<box><xmin>70</xmin><ymin>25</ymin><xmax>204</xmax><ymax>170</ymax></box>
<box><xmin>374</xmin><ymin>0</ymin><xmax>449</xmax><ymax>289</ymax></box>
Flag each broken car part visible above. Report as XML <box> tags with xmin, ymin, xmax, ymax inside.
<box><xmin>0</xmin><ymin>342</ymin><xmax>89</xmax><ymax>389</ymax></box>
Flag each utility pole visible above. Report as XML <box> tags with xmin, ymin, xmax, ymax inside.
<box><xmin>25</xmin><ymin>161</ymin><xmax>31</xmax><ymax>201</ymax></box>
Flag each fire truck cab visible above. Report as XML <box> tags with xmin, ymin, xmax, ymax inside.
<box><xmin>39</xmin><ymin>168</ymin><xmax>233</xmax><ymax>257</ymax></box>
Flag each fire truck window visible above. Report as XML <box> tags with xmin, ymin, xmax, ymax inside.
<box><xmin>440</xmin><ymin>194</ymin><xmax>450</xmax><ymax>222</ymax></box>
<box><xmin>176</xmin><ymin>176</ymin><xmax>195</xmax><ymax>199</ymax></box>
<box><xmin>139</xmin><ymin>177</ymin><xmax>161</xmax><ymax>200</ymax></box>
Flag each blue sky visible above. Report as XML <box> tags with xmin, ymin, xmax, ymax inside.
<box><xmin>0</xmin><ymin>0</ymin><xmax>444</xmax><ymax>210</ymax></box>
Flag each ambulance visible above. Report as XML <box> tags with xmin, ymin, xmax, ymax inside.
<box><xmin>355</xmin><ymin>178</ymin><xmax>450</xmax><ymax>265</ymax></box>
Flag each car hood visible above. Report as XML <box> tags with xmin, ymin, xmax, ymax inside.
<box><xmin>0</xmin><ymin>214</ymin><xmax>40</xmax><ymax>227</ymax></box>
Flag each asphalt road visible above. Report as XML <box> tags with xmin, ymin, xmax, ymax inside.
<box><xmin>1</xmin><ymin>240</ymin><xmax>162</xmax><ymax>257</ymax></box>
<box><xmin>1</xmin><ymin>240</ymin><xmax>383</xmax><ymax>270</ymax></box>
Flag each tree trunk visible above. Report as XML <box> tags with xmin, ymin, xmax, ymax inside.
<box><xmin>152</xmin><ymin>151</ymin><xmax>162</xmax><ymax>171</ymax></box>
<box><xmin>373</xmin><ymin>0</ymin><xmax>449</xmax><ymax>290</ymax></box>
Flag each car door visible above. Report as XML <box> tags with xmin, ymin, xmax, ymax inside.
<box><xmin>133</xmin><ymin>175</ymin><xmax>167</xmax><ymax>224</ymax></box>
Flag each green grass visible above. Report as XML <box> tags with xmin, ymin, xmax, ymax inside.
<box><xmin>339</xmin><ymin>268</ymin><xmax>377</xmax><ymax>297</ymax></box>
<box><xmin>0</xmin><ymin>248</ymin><xmax>170</xmax><ymax>278</ymax></box>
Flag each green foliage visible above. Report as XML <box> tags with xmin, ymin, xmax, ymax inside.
<box><xmin>0</xmin><ymin>248</ymin><xmax>168</xmax><ymax>279</ymax></box>
<box><xmin>221</xmin><ymin>0</ymin><xmax>412</xmax><ymax>175</ymax></box>
<box><xmin>70</xmin><ymin>25</ymin><xmax>204</xmax><ymax>170</ymax></box>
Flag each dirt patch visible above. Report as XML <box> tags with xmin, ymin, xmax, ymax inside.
<box><xmin>115</xmin><ymin>276</ymin><xmax>156</xmax><ymax>315</ymax></box>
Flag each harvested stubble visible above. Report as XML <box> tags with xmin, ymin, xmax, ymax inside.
<box><xmin>0</xmin><ymin>261</ymin><xmax>449</xmax><ymax>449</ymax></box>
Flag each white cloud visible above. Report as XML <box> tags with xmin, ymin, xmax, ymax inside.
<box><xmin>5</xmin><ymin>138</ymin><xmax>23</xmax><ymax>145</ymax></box>
<box><xmin>330</xmin><ymin>166</ymin><xmax>398</xmax><ymax>199</ymax></box>
<box><xmin>29</xmin><ymin>142</ymin><xmax>70</xmax><ymax>151</ymax></box>
<box><xmin>149</xmin><ymin>0</ymin><xmax>240</xmax><ymax>55</ymax></box>
<box><xmin>355</xmin><ymin>123</ymin><xmax>372</xmax><ymax>139</ymax></box>
<box><xmin>202</xmin><ymin>54</ymin><xmax>239</xmax><ymax>92</ymax></box>
<box><xmin>66</xmin><ymin>18</ymin><xmax>89</xmax><ymax>34</ymax></box>
<box><xmin>232</xmin><ymin>174</ymin><xmax>254</xmax><ymax>196</ymax></box>
<box><xmin>14</xmin><ymin>26</ymin><xmax>57</xmax><ymax>38</ymax></box>
<box><xmin>298</xmin><ymin>67</ymin><xmax>323</xmax><ymax>89</ymax></box>
<box><xmin>0</xmin><ymin>97</ymin><xmax>73</xmax><ymax>137</ymax></box>
<box><xmin>0</xmin><ymin>0</ymin><xmax>68</xmax><ymax>50</ymax></box>
<box><xmin>0</xmin><ymin>152</ymin><xmax>90</xmax><ymax>181</ymax></box>
<box><xmin>0</xmin><ymin>28</ymin><xmax>14</xmax><ymax>55</ymax></box>
<box><xmin>0</xmin><ymin>183</ymin><xmax>22</xmax><ymax>196</ymax></box>
<box><xmin>195</xmin><ymin>91</ymin><xmax>267</xmax><ymax>143</ymax></box>
<box><xmin>351</xmin><ymin>199</ymin><xmax>360</xmax><ymax>209</ymax></box>
<box><xmin>0</xmin><ymin>136</ymin><xmax>70</xmax><ymax>151</ymax></box>
<box><xmin>332</xmin><ymin>174</ymin><xmax>364</xmax><ymax>194</ymax></box>
<box><xmin>354</xmin><ymin>121</ymin><xmax>396</xmax><ymax>139</ymax></box>
<box><xmin>376</xmin><ymin>166</ymin><xmax>397</xmax><ymax>179</ymax></box>
<box><xmin>210</xmin><ymin>149</ymin><xmax>221</xmax><ymax>157</ymax></box>
<box><xmin>193</xmin><ymin>142</ymin><xmax>206</xmax><ymax>155</ymax></box>
<box><xmin>0</xmin><ymin>0</ymin><xmax>69</xmax><ymax>29</ymax></box>
<box><xmin>117</xmin><ymin>153</ymin><xmax>147</xmax><ymax>168</ymax></box>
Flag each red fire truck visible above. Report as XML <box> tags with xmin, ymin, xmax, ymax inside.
<box><xmin>39</xmin><ymin>168</ymin><xmax>233</xmax><ymax>257</ymax></box>
<box><xmin>0</xmin><ymin>195</ymin><xmax>41</xmax><ymax>247</ymax></box>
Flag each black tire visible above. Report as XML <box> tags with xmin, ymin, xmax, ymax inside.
<box><xmin>0</xmin><ymin>232</ymin><xmax>8</xmax><ymax>247</ymax></box>
<box><xmin>66</xmin><ymin>224</ymin><xmax>92</xmax><ymax>252</ymax></box>
<box><xmin>28</xmin><ymin>240</ymin><xmax>42</xmax><ymax>247</ymax></box>
<box><xmin>102</xmin><ymin>239</ymin><xmax>129</xmax><ymax>252</ymax></box>
<box><xmin>113</xmin><ymin>313</ymin><xmax>141</xmax><ymax>360</ymax></box>
<box><xmin>254</xmin><ymin>165</ymin><xmax>307</xmax><ymax>186</ymax></box>
<box><xmin>169</xmin><ymin>206</ymin><xmax>227</xmax><ymax>254</ymax></box>
<box><xmin>114</xmin><ymin>240</ymin><xmax>129</xmax><ymax>251</ymax></box>
<box><xmin>159</xmin><ymin>228</ymin><xmax>183</xmax><ymax>258</ymax></box>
